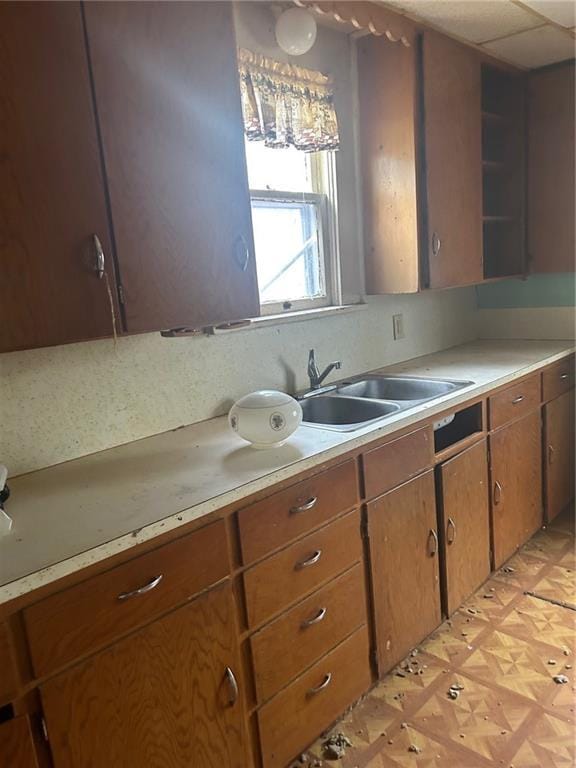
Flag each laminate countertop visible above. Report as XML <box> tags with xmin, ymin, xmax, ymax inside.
<box><xmin>0</xmin><ymin>339</ymin><xmax>573</xmax><ymax>605</ymax></box>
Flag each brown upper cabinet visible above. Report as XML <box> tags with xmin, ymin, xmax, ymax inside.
<box><xmin>84</xmin><ymin>1</ymin><xmax>260</xmax><ymax>334</ymax></box>
<box><xmin>528</xmin><ymin>61</ymin><xmax>575</xmax><ymax>273</ymax></box>
<box><xmin>0</xmin><ymin>2</ymin><xmax>118</xmax><ymax>353</ymax></box>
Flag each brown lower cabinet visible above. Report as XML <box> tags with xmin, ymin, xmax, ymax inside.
<box><xmin>367</xmin><ymin>470</ymin><xmax>441</xmax><ymax>676</ymax></box>
<box><xmin>437</xmin><ymin>440</ymin><xmax>491</xmax><ymax>615</ymax></box>
<box><xmin>490</xmin><ymin>410</ymin><xmax>543</xmax><ymax>568</ymax></box>
<box><xmin>40</xmin><ymin>581</ymin><xmax>246</xmax><ymax>768</ymax></box>
<box><xmin>544</xmin><ymin>389</ymin><xmax>575</xmax><ymax>522</ymax></box>
<box><xmin>0</xmin><ymin>716</ymin><xmax>39</xmax><ymax>768</ymax></box>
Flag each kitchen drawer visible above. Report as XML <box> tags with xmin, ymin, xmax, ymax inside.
<box><xmin>0</xmin><ymin>716</ymin><xmax>39</xmax><ymax>768</ymax></box>
<box><xmin>238</xmin><ymin>459</ymin><xmax>358</xmax><ymax>565</ymax></box>
<box><xmin>542</xmin><ymin>356</ymin><xmax>575</xmax><ymax>403</ymax></box>
<box><xmin>24</xmin><ymin>520</ymin><xmax>229</xmax><ymax>676</ymax></box>
<box><xmin>244</xmin><ymin>510</ymin><xmax>361</xmax><ymax>628</ymax></box>
<box><xmin>0</xmin><ymin>622</ymin><xmax>19</xmax><ymax>703</ymax></box>
<box><xmin>362</xmin><ymin>427</ymin><xmax>433</xmax><ymax>500</ymax></box>
<box><xmin>251</xmin><ymin>563</ymin><xmax>366</xmax><ymax>703</ymax></box>
<box><xmin>489</xmin><ymin>374</ymin><xmax>540</xmax><ymax>430</ymax></box>
<box><xmin>258</xmin><ymin>626</ymin><xmax>370</xmax><ymax>768</ymax></box>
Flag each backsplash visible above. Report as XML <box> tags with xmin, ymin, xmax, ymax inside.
<box><xmin>1</xmin><ymin>290</ymin><xmax>477</xmax><ymax>476</ymax></box>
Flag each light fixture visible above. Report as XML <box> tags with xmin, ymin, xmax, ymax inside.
<box><xmin>275</xmin><ymin>7</ymin><xmax>317</xmax><ymax>56</ymax></box>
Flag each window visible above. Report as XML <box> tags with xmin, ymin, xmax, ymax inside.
<box><xmin>245</xmin><ymin>140</ymin><xmax>339</xmax><ymax>314</ymax></box>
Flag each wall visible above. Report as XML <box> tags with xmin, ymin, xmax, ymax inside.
<box><xmin>476</xmin><ymin>273</ymin><xmax>575</xmax><ymax>339</ymax></box>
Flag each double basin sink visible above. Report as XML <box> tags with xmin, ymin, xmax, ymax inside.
<box><xmin>300</xmin><ymin>375</ymin><xmax>474</xmax><ymax>431</ymax></box>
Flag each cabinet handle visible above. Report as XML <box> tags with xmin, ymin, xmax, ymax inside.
<box><xmin>493</xmin><ymin>480</ymin><xmax>503</xmax><ymax>506</ymax></box>
<box><xmin>234</xmin><ymin>235</ymin><xmax>250</xmax><ymax>272</ymax></box>
<box><xmin>446</xmin><ymin>517</ymin><xmax>457</xmax><ymax>545</ymax></box>
<box><xmin>295</xmin><ymin>549</ymin><xmax>322</xmax><ymax>570</ymax></box>
<box><xmin>290</xmin><ymin>496</ymin><xmax>317</xmax><ymax>515</ymax></box>
<box><xmin>560</xmin><ymin>373</ymin><xmax>569</xmax><ymax>380</ymax></box>
<box><xmin>224</xmin><ymin>666</ymin><xmax>239</xmax><ymax>707</ymax></box>
<box><xmin>117</xmin><ymin>574</ymin><xmax>163</xmax><ymax>601</ymax></box>
<box><xmin>512</xmin><ymin>395</ymin><xmax>524</xmax><ymax>405</ymax></box>
<box><xmin>431</xmin><ymin>232</ymin><xmax>441</xmax><ymax>257</ymax></box>
<box><xmin>548</xmin><ymin>445</ymin><xmax>555</xmax><ymax>465</ymax></box>
<box><xmin>93</xmin><ymin>234</ymin><xmax>105</xmax><ymax>279</ymax></box>
<box><xmin>427</xmin><ymin>529</ymin><xmax>438</xmax><ymax>557</ymax></box>
<box><xmin>307</xmin><ymin>672</ymin><xmax>332</xmax><ymax>696</ymax></box>
<box><xmin>301</xmin><ymin>606</ymin><xmax>327</xmax><ymax>629</ymax></box>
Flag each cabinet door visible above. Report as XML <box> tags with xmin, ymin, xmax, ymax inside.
<box><xmin>367</xmin><ymin>471</ymin><xmax>441</xmax><ymax>676</ymax></box>
<box><xmin>84</xmin><ymin>2</ymin><xmax>260</xmax><ymax>333</ymax></box>
<box><xmin>0</xmin><ymin>2</ymin><xmax>117</xmax><ymax>352</ymax></box>
<box><xmin>490</xmin><ymin>410</ymin><xmax>543</xmax><ymax>568</ymax></box>
<box><xmin>528</xmin><ymin>62</ymin><xmax>575</xmax><ymax>272</ymax></box>
<box><xmin>544</xmin><ymin>390</ymin><xmax>575</xmax><ymax>522</ymax></box>
<box><xmin>438</xmin><ymin>440</ymin><xmax>490</xmax><ymax>615</ymax></box>
<box><xmin>41</xmin><ymin>582</ymin><xmax>246</xmax><ymax>768</ymax></box>
<box><xmin>0</xmin><ymin>717</ymin><xmax>39</xmax><ymax>768</ymax></box>
<box><xmin>422</xmin><ymin>32</ymin><xmax>483</xmax><ymax>289</ymax></box>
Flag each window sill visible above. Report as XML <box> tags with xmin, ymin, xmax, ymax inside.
<box><xmin>210</xmin><ymin>303</ymin><xmax>367</xmax><ymax>335</ymax></box>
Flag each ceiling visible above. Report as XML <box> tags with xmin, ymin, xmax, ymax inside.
<box><xmin>377</xmin><ymin>0</ymin><xmax>576</xmax><ymax>68</ymax></box>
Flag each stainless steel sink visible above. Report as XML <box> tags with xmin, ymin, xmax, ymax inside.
<box><xmin>300</xmin><ymin>374</ymin><xmax>473</xmax><ymax>431</ymax></box>
<box><xmin>337</xmin><ymin>375</ymin><xmax>472</xmax><ymax>402</ymax></box>
<box><xmin>300</xmin><ymin>395</ymin><xmax>400</xmax><ymax>431</ymax></box>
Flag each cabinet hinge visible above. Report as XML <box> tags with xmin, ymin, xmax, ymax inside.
<box><xmin>41</xmin><ymin>717</ymin><xmax>49</xmax><ymax>742</ymax></box>
<box><xmin>118</xmin><ymin>284</ymin><xmax>126</xmax><ymax>305</ymax></box>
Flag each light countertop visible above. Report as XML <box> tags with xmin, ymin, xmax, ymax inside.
<box><xmin>0</xmin><ymin>339</ymin><xmax>573</xmax><ymax>606</ymax></box>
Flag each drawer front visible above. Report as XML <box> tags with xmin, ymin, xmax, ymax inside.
<box><xmin>0</xmin><ymin>716</ymin><xmax>39</xmax><ymax>768</ymax></box>
<box><xmin>24</xmin><ymin>520</ymin><xmax>229</xmax><ymax>676</ymax></box>
<box><xmin>363</xmin><ymin>427</ymin><xmax>433</xmax><ymax>500</ymax></box>
<box><xmin>251</xmin><ymin>564</ymin><xmax>366</xmax><ymax>703</ymax></box>
<box><xmin>239</xmin><ymin>459</ymin><xmax>358</xmax><ymax>565</ymax></box>
<box><xmin>489</xmin><ymin>374</ymin><xmax>541</xmax><ymax>430</ymax></box>
<box><xmin>0</xmin><ymin>623</ymin><xmax>18</xmax><ymax>703</ymax></box>
<box><xmin>244</xmin><ymin>510</ymin><xmax>361</xmax><ymax>628</ymax></box>
<box><xmin>542</xmin><ymin>356</ymin><xmax>575</xmax><ymax>403</ymax></box>
<box><xmin>258</xmin><ymin>626</ymin><xmax>371</xmax><ymax>768</ymax></box>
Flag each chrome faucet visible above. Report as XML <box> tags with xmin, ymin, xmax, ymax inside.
<box><xmin>307</xmin><ymin>349</ymin><xmax>342</xmax><ymax>390</ymax></box>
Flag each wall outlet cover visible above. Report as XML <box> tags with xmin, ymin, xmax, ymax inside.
<box><xmin>392</xmin><ymin>314</ymin><xmax>405</xmax><ymax>340</ymax></box>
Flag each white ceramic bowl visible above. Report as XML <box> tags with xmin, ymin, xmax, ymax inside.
<box><xmin>228</xmin><ymin>390</ymin><xmax>302</xmax><ymax>449</ymax></box>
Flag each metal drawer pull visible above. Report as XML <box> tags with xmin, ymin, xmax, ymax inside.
<box><xmin>290</xmin><ymin>496</ymin><xmax>318</xmax><ymax>515</ymax></box>
<box><xmin>431</xmin><ymin>232</ymin><xmax>441</xmax><ymax>257</ymax></box>
<box><xmin>560</xmin><ymin>373</ymin><xmax>569</xmax><ymax>380</ymax></box>
<box><xmin>117</xmin><ymin>574</ymin><xmax>163</xmax><ymax>601</ymax></box>
<box><xmin>234</xmin><ymin>234</ymin><xmax>250</xmax><ymax>272</ymax></box>
<box><xmin>301</xmin><ymin>607</ymin><xmax>327</xmax><ymax>629</ymax></box>
<box><xmin>493</xmin><ymin>480</ymin><xmax>503</xmax><ymax>506</ymax></box>
<box><xmin>428</xmin><ymin>529</ymin><xmax>438</xmax><ymax>557</ymax></box>
<box><xmin>224</xmin><ymin>666</ymin><xmax>239</xmax><ymax>707</ymax></box>
<box><xmin>295</xmin><ymin>549</ymin><xmax>322</xmax><ymax>570</ymax></box>
<box><xmin>512</xmin><ymin>395</ymin><xmax>524</xmax><ymax>404</ymax></box>
<box><xmin>307</xmin><ymin>672</ymin><xmax>332</xmax><ymax>696</ymax></box>
<box><xmin>93</xmin><ymin>234</ymin><xmax>105</xmax><ymax>279</ymax></box>
<box><xmin>548</xmin><ymin>445</ymin><xmax>555</xmax><ymax>465</ymax></box>
<box><xmin>446</xmin><ymin>517</ymin><xmax>457</xmax><ymax>545</ymax></box>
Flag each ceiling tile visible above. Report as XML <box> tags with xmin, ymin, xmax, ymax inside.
<box><xmin>517</xmin><ymin>0</ymin><xmax>576</xmax><ymax>28</ymax></box>
<box><xmin>380</xmin><ymin>0</ymin><xmax>541</xmax><ymax>43</ymax></box>
<box><xmin>482</xmin><ymin>23</ymin><xmax>576</xmax><ymax>66</ymax></box>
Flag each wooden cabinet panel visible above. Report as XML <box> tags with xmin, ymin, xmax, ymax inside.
<box><xmin>84</xmin><ymin>1</ymin><xmax>259</xmax><ymax>333</ymax></box>
<box><xmin>490</xmin><ymin>411</ymin><xmax>543</xmax><ymax>568</ymax></box>
<box><xmin>41</xmin><ymin>582</ymin><xmax>246</xmax><ymax>768</ymax></box>
<box><xmin>422</xmin><ymin>32</ymin><xmax>483</xmax><ymax>289</ymax></box>
<box><xmin>238</xmin><ymin>459</ymin><xmax>358</xmax><ymax>565</ymax></box>
<box><xmin>0</xmin><ymin>622</ymin><xmax>18</xmax><ymax>704</ymax></box>
<box><xmin>363</xmin><ymin>427</ymin><xmax>433</xmax><ymax>500</ymax></box>
<box><xmin>367</xmin><ymin>471</ymin><xmax>441</xmax><ymax>676</ymax></box>
<box><xmin>0</xmin><ymin>716</ymin><xmax>39</xmax><ymax>768</ymax></box>
<box><xmin>438</xmin><ymin>440</ymin><xmax>491</xmax><ymax>615</ymax></box>
<box><xmin>25</xmin><ymin>521</ymin><xmax>229</xmax><ymax>676</ymax></box>
<box><xmin>243</xmin><ymin>510</ymin><xmax>361</xmax><ymax>628</ymax></box>
<box><xmin>528</xmin><ymin>62</ymin><xmax>575</xmax><ymax>272</ymax></box>
<box><xmin>250</xmin><ymin>564</ymin><xmax>366</xmax><ymax>703</ymax></box>
<box><xmin>542</xmin><ymin>356</ymin><xmax>575</xmax><ymax>403</ymax></box>
<box><xmin>544</xmin><ymin>390</ymin><xmax>575</xmax><ymax>522</ymax></box>
<box><xmin>258</xmin><ymin>627</ymin><xmax>371</xmax><ymax>768</ymax></box>
<box><xmin>488</xmin><ymin>374</ymin><xmax>541</xmax><ymax>430</ymax></box>
<box><xmin>0</xmin><ymin>2</ymin><xmax>117</xmax><ymax>352</ymax></box>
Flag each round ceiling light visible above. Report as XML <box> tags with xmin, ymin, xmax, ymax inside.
<box><xmin>275</xmin><ymin>7</ymin><xmax>317</xmax><ymax>56</ymax></box>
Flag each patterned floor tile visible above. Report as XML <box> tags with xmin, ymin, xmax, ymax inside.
<box><xmin>419</xmin><ymin>613</ymin><xmax>488</xmax><ymax>666</ymax></box>
<box><xmin>493</xmin><ymin>550</ymin><xmax>549</xmax><ymax>591</ymax></box>
<box><xmin>547</xmin><ymin>510</ymin><xmax>575</xmax><ymax>538</ymax></box>
<box><xmin>368</xmin><ymin>656</ymin><xmax>449</xmax><ymax>715</ymax></box>
<box><xmin>458</xmin><ymin>576</ymin><xmax>519</xmax><ymax>622</ymax></box>
<box><xmin>523</xmin><ymin>528</ymin><xmax>573</xmax><ymax>562</ymax></box>
<box><xmin>498</xmin><ymin>594</ymin><xmax>576</xmax><ymax>651</ymax></box>
<box><xmin>531</xmin><ymin>564</ymin><xmax>576</xmax><ymax>605</ymax></box>
<box><xmin>558</xmin><ymin>546</ymin><xmax>576</xmax><ymax>569</ymax></box>
<box><xmin>507</xmin><ymin>711</ymin><xmax>575</xmax><ymax>767</ymax></box>
<box><xmin>363</xmin><ymin>726</ymin><xmax>488</xmax><ymax>768</ymax></box>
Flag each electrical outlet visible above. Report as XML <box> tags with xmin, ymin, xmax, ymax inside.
<box><xmin>392</xmin><ymin>313</ymin><xmax>405</xmax><ymax>340</ymax></box>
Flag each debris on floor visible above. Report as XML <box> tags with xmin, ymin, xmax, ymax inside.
<box><xmin>553</xmin><ymin>674</ymin><xmax>569</xmax><ymax>684</ymax></box>
<box><xmin>321</xmin><ymin>733</ymin><xmax>352</xmax><ymax>761</ymax></box>
<box><xmin>408</xmin><ymin>744</ymin><xmax>422</xmax><ymax>753</ymax></box>
<box><xmin>447</xmin><ymin>682</ymin><xmax>464</xmax><ymax>700</ymax></box>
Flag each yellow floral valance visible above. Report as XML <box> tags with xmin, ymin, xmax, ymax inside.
<box><xmin>238</xmin><ymin>48</ymin><xmax>340</xmax><ymax>152</ymax></box>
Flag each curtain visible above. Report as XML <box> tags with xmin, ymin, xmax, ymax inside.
<box><xmin>238</xmin><ymin>48</ymin><xmax>340</xmax><ymax>152</ymax></box>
